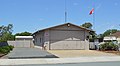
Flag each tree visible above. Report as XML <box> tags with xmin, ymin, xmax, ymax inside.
<box><xmin>15</xmin><ymin>31</ymin><xmax>32</xmax><ymax>36</ymax></box>
<box><xmin>99</xmin><ymin>29</ymin><xmax>119</xmax><ymax>38</ymax></box>
<box><xmin>6</xmin><ymin>24</ymin><xmax>13</xmax><ymax>34</ymax></box>
<box><xmin>89</xmin><ymin>31</ymin><xmax>97</xmax><ymax>39</ymax></box>
<box><xmin>81</xmin><ymin>22</ymin><xmax>96</xmax><ymax>40</ymax></box>
<box><xmin>81</xmin><ymin>22</ymin><xmax>92</xmax><ymax>29</ymax></box>
<box><xmin>0</xmin><ymin>24</ymin><xmax>13</xmax><ymax>35</ymax></box>
<box><xmin>0</xmin><ymin>33</ymin><xmax>14</xmax><ymax>42</ymax></box>
<box><xmin>97</xmin><ymin>34</ymin><xmax>103</xmax><ymax>38</ymax></box>
<box><xmin>0</xmin><ymin>24</ymin><xmax>14</xmax><ymax>42</ymax></box>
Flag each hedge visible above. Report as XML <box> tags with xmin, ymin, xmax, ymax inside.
<box><xmin>99</xmin><ymin>42</ymin><xmax>118</xmax><ymax>51</ymax></box>
<box><xmin>0</xmin><ymin>45</ymin><xmax>14</xmax><ymax>54</ymax></box>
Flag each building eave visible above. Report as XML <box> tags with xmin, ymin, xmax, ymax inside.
<box><xmin>32</xmin><ymin>23</ymin><xmax>94</xmax><ymax>35</ymax></box>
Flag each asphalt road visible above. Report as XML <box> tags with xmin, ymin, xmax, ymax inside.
<box><xmin>7</xmin><ymin>61</ymin><xmax>120</xmax><ymax>66</ymax></box>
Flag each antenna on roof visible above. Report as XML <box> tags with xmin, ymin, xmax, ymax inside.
<box><xmin>65</xmin><ymin>0</ymin><xmax>67</xmax><ymax>23</ymax></box>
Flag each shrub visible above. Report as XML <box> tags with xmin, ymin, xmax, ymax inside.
<box><xmin>99</xmin><ymin>42</ymin><xmax>118</xmax><ymax>51</ymax></box>
<box><xmin>0</xmin><ymin>45</ymin><xmax>14</xmax><ymax>54</ymax></box>
<box><xmin>0</xmin><ymin>47</ymin><xmax>9</xmax><ymax>54</ymax></box>
<box><xmin>2</xmin><ymin>46</ymin><xmax>10</xmax><ymax>51</ymax></box>
<box><xmin>8</xmin><ymin>45</ymin><xmax>14</xmax><ymax>50</ymax></box>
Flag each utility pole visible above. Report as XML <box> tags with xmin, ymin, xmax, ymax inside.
<box><xmin>65</xmin><ymin>0</ymin><xmax>67</xmax><ymax>23</ymax></box>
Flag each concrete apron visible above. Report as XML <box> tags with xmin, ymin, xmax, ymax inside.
<box><xmin>1</xmin><ymin>56</ymin><xmax>120</xmax><ymax>65</ymax></box>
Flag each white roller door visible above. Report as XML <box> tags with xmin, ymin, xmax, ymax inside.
<box><xmin>49</xmin><ymin>30</ymin><xmax>85</xmax><ymax>50</ymax></box>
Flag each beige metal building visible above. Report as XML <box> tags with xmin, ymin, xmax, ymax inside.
<box><xmin>32</xmin><ymin>23</ymin><xmax>93</xmax><ymax>50</ymax></box>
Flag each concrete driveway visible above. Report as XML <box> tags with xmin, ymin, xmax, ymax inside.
<box><xmin>48</xmin><ymin>50</ymin><xmax>118</xmax><ymax>58</ymax></box>
<box><xmin>7</xmin><ymin>48</ymin><xmax>58</xmax><ymax>59</ymax></box>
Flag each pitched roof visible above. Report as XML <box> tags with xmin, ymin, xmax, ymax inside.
<box><xmin>111</xmin><ymin>31</ymin><xmax>120</xmax><ymax>37</ymax></box>
<box><xmin>32</xmin><ymin>23</ymin><xmax>94</xmax><ymax>35</ymax></box>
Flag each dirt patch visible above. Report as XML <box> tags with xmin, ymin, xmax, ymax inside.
<box><xmin>101</xmin><ymin>51</ymin><xmax>120</xmax><ymax>55</ymax></box>
<box><xmin>47</xmin><ymin>50</ymin><xmax>117</xmax><ymax>58</ymax></box>
<box><xmin>0</xmin><ymin>53</ymin><xmax>5</xmax><ymax>58</ymax></box>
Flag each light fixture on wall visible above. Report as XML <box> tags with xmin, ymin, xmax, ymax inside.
<box><xmin>67</xmin><ymin>23</ymin><xmax>70</xmax><ymax>27</ymax></box>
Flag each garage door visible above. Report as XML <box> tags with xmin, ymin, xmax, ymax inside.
<box><xmin>49</xmin><ymin>30</ymin><xmax>85</xmax><ymax>50</ymax></box>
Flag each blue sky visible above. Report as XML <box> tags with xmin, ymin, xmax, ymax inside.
<box><xmin>0</xmin><ymin>0</ymin><xmax>120</xmax><ymax>34</ymax></box>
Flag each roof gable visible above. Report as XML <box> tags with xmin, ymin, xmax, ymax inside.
<box><xmin>32</xmin><ymin>23</ymin><xmax>93</xmax><ymax>35</ymax></box>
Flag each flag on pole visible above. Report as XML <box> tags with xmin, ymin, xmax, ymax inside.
<box><xmin>89</xmin><ymin>8</ymin><xmax>94</xmax><ymax>15</ymax></box>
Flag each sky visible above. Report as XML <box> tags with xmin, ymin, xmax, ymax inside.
<box><xmin>0</xmin><ymin>0</ymin><xmax>120</xmax><ymax>34</ymax></box>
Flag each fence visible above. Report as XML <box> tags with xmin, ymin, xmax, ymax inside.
<box><xmin>89</xmin><ymin>42</ymin><xmax>100</xmax><ymax>50</ymax></box>
<box><xmin>7</xmin><ymin>40</ymin><xmax>34</xmax><ymax>48</ymax></box>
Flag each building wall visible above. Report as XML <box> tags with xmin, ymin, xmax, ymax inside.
<box><xmin>44</xmin><ymin>30</ymin><xmax>50</xmax><ymax>50</ymax></box>
<box><xmin>34</xmin><ymin>24</ymin><xmax>90</xmax><ymax>50</ymax></box>
<box><xmin>34</xmin><ymin>31</ymin><xmax>44</xmax><ymax>47</ymax></box>
<box><xmin>49</xmin><ymin>24</ymin><xmax>89</xmax><ymax>50</ymax></box>
<box><xmin>50</xmin><ymin>41</ymin><xmax>89</xmax><ymax>50</ymax></box>
<box><xmin>49</xmin><ymin>24</ymin><xmax>89</xmax><ymax>40</ymax></box>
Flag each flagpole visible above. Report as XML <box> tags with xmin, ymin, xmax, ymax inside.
<box><xmin>93</xmin><ymin>2</ymin><xmax>95</xmax><ymax>30</ymax></box>
<box><xmin>93</xmin><ymin>2</ymin><xmax>97</xmax><ymax>49</ymax></box>
<box><xmin>93</xmin><ymin>9</ymin><xmax>95</xmax><ymax>30</ymax></box>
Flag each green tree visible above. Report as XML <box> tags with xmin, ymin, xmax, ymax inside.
<box><xmin>0</xmin><ymin>24</ymin><xmax>13</xmax><ymax>35</ymax></box>
<box><xmin>103</xmin><ymin>29</ymin><xmax>118</xmax><ymax>37</ymax></box>
<box><xmin>0</xmin><ymin>24</ymin><xmax>14</xmax><ymax>42</ymax></box>
<box><xmin>99</xmin><ymin>29</ymin><xmax>119</xmax><ymax>38</ymax></box>
<box><xmin>81</xmin><ymin>22</ymin><xmax>92</xmax><ymax>29</ymax></box>
<box><xmin>81</xmin><ymin>22</ymin><xmax>96</xmax><ymax>40</ymax></box>
<box><xmin>97</xmin><ymin>34</ymin><xmax>103</xmax><ymax>38</ymax></box>
<box><xmin>15</xmin><ymin>31</ymin><xmax>32</xmax><ymax>36</ymax></box>
<box><xmin>0</xmin><ymin>33</ymin><xmax>14</xmax><ymax>42</ymax></box>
